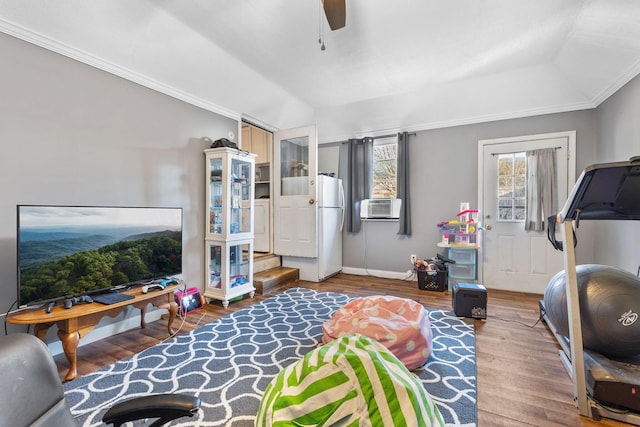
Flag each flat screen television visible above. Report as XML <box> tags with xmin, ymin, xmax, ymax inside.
<box><xmin>17</xmin><ymin>205</ymin><xmax>183</xmax><ymax>308</ymax></box>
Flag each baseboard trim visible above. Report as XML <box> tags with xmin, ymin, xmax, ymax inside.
<box><xmin>341</xmin><ymin>267</ymin><xmax>415</xmax><ymax>281</ymax></box>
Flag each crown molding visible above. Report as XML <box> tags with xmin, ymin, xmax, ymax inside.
<box><xmin>402</xmin><ymin>101</ymin><xmax>597</xmax><ymax>134</ymax></box>
<box><xmin>590</xmin><ymin>58</ymin><xmax>640</xmax><ymax>107</ymax></box>
<box><xmin>0</xmin><ymin>18</ymin><xmax>241</xmax><ymax>121</ymax></box>
<box><xmin>318</xmin><ymin>100</ymin><xmax>596</xmax><ymax>144</ymax></box>
<box><xmin>3</xmin><ymin>16</ymin><xmax>633</xmax><ymax>143</ymax></box>
<box><xmin>241</xmin><ymin>114</ymin><xmax>278</xmax><ymax>133</ymax></box>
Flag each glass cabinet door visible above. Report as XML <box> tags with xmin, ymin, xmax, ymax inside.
<box><xmin>206</xmin><ymin>239</ymin><xmax>254</xmax><ymax>308</ymax></box>
<box><xmin>230</xmin><ymin>157</ymin><xmax>252</xmax><ymax>235</ymax></box>
<box><xmin>209</xmin><ymin>157</ymin><xmax>223</xmax><ymax>235</ymax></box>
<box><xmin>209</xmin><ymin>243</ymin><xmax>222</xmax><ymax>289</ymax></box>
<box><xmin>206</xmin><ymin>149</ymin><xmax>255</xmax><ymax>240</ymax></box>
<box><xmin>228</xmin><ymin>241</ymin><xmax>251</xmax><ymax>287</ymax></box>
<box><xmin>208</xmin><ymin>242</ymin><xmax>253</xmax><ymax>287</ymax></box>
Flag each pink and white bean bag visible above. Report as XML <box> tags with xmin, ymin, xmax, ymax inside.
<box><xmin>322</xmin><ymin>295</ymin><xmax>433</xmax><ymax>370</ymax></box>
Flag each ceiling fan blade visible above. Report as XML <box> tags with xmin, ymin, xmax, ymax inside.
<box><xmin>323</xmin><ymin>0</ymin><xmax>346</xmax><ymax>31</ymax></box>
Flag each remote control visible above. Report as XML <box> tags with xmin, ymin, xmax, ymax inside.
<box><xmin>142</xmin><ymin>284</ymin><xmax>166</xmax><ymax>294</ymax></box>
<box><xmin>160</xmin><ymin>278</ymin><xmax>179</xmax><ymax>286</ymax></box>
<box><xmin>77</xmin><ymin>295</ymin><xmax>93</xmax><ymax>304</ymax></box>
<box><xmin>63</xmin><ymin>295</ymin><xmax>94</xmax><ymax>309</ymax></box>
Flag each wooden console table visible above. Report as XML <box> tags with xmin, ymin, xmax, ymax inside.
<box><xmin>7</xmin><ymin>283</ymin><xmax>180</xmax><ymax>382</ymax></box>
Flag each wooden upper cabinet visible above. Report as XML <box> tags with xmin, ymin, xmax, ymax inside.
<box><xmin>252</xmin><ymin>128</ymin><xmax>269</xmax><ymax>164</ymax></box>
<box><xmin>241</xmin><ymin>125</ymin><xmax>251</xmax><ymax>152</ymax></box>
<box><xmin>242</xmin><ymin>124</ymin><xmax>271</xmax><ymax>164</ymax></box>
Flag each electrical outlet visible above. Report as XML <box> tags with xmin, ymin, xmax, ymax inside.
<box><xmin>410</xmin><ymin>254</ymin><xmax>417</xmax><ymax>264</ymax></box>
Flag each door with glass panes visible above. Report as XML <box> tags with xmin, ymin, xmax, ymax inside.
<box><xmin>479</xmin><ymin>132</ymin><xmax>575</xmax><ymax>294</ymax></box>
<box><xmin>273</xmin><ymin>125</ymin><xmax>318</xmax><ymax>258</ymax></box>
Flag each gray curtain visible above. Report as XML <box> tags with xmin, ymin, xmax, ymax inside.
<box><xmin>397</xmin><ymin>131</ymin><xmax>411</xmax><ymax>236</ymax></box>
<box><xmin>525</xmin><ymin>148</ymin><xmax>557</xmax><ymax>231</ymax></box>
<box><xmin>339</xmin><ymin>137</ymin><xmax>372</xmax><ymax>233</ymax></box>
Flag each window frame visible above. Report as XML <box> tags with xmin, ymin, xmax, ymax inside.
<box><xmin>371</xmin><ymin>136</ymin><xmax>398</xmax><ymax>199</ymax></box>
<box><xmin>497</xmin><ymin>152</ymin><xmax>526</xmax><ymax>222</ymax></box>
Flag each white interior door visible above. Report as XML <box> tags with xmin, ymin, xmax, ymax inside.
<box><xmin>478</xmin><ymin>131</ymin><xmax>576</xmax><ymax>294</ymax></box>
<box><xmin>273</xmin><ymin>125</ymin><xmax>318</xmax><ymax>257</ymax></box>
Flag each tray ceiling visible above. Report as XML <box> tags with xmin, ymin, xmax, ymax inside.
<box><xmin>1</xmin><ymin>0</ymin><xmax>639</xmax><ymax>142</ymax></box>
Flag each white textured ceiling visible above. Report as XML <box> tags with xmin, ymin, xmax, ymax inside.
<box><xmin>1</xmin><ymin>0</ymin><xmax>640</xmax><ymax>142</ymax></box>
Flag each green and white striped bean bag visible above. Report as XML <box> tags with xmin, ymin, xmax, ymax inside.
<box><xmin>256</xmin><ymin>334</ymin><xmax>444</xmax><ymax>427</ymax></box>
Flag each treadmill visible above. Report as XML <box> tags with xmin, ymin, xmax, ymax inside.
<box><xmin>542</xmin><ymin>155</ymin><xmax>640</xmax><ymax>423</ymax></box>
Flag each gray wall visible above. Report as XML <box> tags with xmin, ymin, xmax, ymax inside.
<box><xmin>0</xmin><ymin>33</ymin><xmax>237</xmax><ymax>335</ymax></box>
<box><xmin>593</xmin><ymin>74</ymin><xmax>640</xmax><ymax>273</ymax></box>
<box><xmin>338</xmin><ymin>110</ymin><xmax>598</xmax><ymax>275</ymax></box>
<box><xmin>4</xmin><ymin>22</ymin><xmax>638</xmax><ymax>326</ymax></box>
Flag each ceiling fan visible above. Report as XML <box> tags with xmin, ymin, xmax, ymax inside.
<box><xmin>323</xmin><ymin>0</ymin><xmax>346</xmax><ymax>31</ymax></box>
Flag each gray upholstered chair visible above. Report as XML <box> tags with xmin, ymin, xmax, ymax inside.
<box><xmin>0</xmin><ymin>333</ymin><xmax>200</xmax><ymax>427</ymax></box>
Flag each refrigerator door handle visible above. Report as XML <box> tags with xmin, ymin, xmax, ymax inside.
<box><xmin>338</xmin><ymin>181</ymin><xmax>345</xmax><ymax>232</ymax></box>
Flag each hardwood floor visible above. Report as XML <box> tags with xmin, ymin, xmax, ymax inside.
<box><xmin>57</xmin><ymin>273</ymin><xmax>632</xmax><ymax>426</ymax></box>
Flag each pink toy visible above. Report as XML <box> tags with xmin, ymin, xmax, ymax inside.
<box><xmin>456</xmin><ymin>209</ymin><xmax>479</xmax><ymax>217</ymax></box>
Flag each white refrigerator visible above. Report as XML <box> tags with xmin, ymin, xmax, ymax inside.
<box><xmin>282</xmin><ymin>175</ymin><xmax>344</xmax><ymax>281</ymax></box>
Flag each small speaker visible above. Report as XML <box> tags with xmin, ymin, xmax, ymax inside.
<box><xmin>452</xmin><ymin>282</ymin><xmax>487</xmax><ymax>319</ymax></box>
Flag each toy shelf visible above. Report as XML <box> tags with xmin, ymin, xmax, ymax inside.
<box><xmin>437</xmin><ymin>204</ymin><xmax>481</xmax><ymax>289</ymax></box>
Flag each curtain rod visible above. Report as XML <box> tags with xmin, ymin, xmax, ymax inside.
<box><xmin>490</xmin><ymin>146</ymin><xmax>562</xmax><ymax>156</ymax></box>
<box><xmin>326</xmin><ymin>132</ymin><xmax>416</xmax><ymax>146</ymax></box>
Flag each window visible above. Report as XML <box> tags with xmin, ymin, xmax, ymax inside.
<box><xmin>372</xmin><ymin>136</ymin><xmax>397</xmax><ymax>198</ymax></box>
<box><xmin>497</xmin><ymin>152</ymin><xmax>526</xmax><ymax>221</ymax></box>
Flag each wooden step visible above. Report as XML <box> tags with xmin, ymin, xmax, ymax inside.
<box><xmin>254</xmin><ymin>253</ymin><xmax>281</xmax><ymax>274</ymax></box>
<box><xmin>254</xmin><ymin>266</ymin><xmax>299</xmax><ymax>295</ymax></box>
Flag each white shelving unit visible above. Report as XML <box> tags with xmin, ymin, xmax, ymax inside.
<box><xmin>204</xmin><ymin>147</ymin><xmax>256</xmax><ymax>308</ymax></box>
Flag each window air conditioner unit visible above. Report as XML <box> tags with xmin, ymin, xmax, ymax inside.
<box><xmin>360</xmin><ymin>198</ymin><xmax>401</xmax><ymax>219</ymax></box>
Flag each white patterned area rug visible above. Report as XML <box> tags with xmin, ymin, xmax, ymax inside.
<box><xmin>64</xmin><ymin>287</ymin><xmax>476</xmax><ymax>426</ymax></box>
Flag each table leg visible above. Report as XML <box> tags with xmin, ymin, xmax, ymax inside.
<box><xmin>33</xmin><ymin>323</ymin><xmax>54</xmax><ymax>341</ymax></box>
<box><xmin>140</xmin><ymin>305</ymin><xmax>147</xmax><ymax>329</ymax></box>
<box><xmin>57</xmin><ymin>329</ymin><xmax>80</xmax><ymax>382</ymax></box>
<box><xmin>167</xmin><ymin>302</ymin><xmax>178</xmax><ymax>335</ymax></box>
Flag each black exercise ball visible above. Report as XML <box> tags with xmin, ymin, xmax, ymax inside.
<box><xmin>543</xmin><ymin>264</ymin><xmax>640</xmax><ymax>358</ymax></box>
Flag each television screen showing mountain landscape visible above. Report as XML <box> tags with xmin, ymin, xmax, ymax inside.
<box><xmin>18</xmin><ymin>206</ymin><xmax>183</xmax><ymax>307</ymax></box>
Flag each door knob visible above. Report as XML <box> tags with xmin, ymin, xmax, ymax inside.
<box><xmin>309</xmin><ymin>199</ymin><xmax>315</xmax><ymax>205</ymax></box>
<box><xmin>485</xmin><ymin>224</ymin><xmax>492</xmax><ymax>230</ymax></box>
